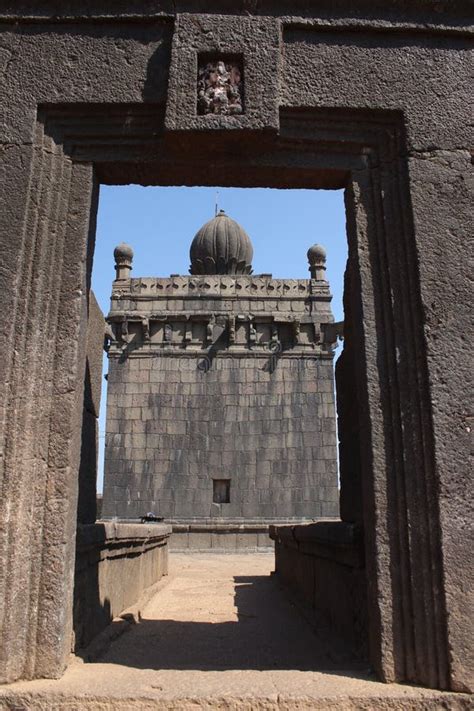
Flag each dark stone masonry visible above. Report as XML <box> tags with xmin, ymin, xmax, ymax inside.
<box><xmin>77</xmin><ymin>292</ymin><xmax>106</xmax><ymax>525</ymax></box>
<box><xmin>0</xmin><ymin>0</ymin><xmax>471</xmax><ymax>696</ymax></box>
<box><xmin>102</xmin><ymin>212</ymin><xmax>339</xmax><ymax>524</ymax></box>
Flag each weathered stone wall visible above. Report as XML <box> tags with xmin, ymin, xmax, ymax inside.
<box><xmin>103</xmin><ymin>354</ymin><xmax>338</xmax><ymax>520</ymax></box>
<box><xmin>169</xmin><ymin>521</ymin><xmax>273</xmax><ymax>551</ymax></box>
<box><xmin>73</xmin><ymin>522</ymin><xmax>170</xmax><ymax>650</ymax></box>
<box><xmin>102</xmin><ymin>271</ymin><xmax>339</xmax><ymax>521</ymax></box>
<box><xmin>77</xmin><ymin>291</ymin><xmax>105</xmax><ymax>524</ymax></box>
<box><xmin>270</xmin><ymin>521</ymin><xmax>367</xmax><ymax>661</ymax></box>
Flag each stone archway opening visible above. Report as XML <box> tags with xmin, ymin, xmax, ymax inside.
<box><xmin>73</xmin><ymin>182</ymin><xmax>353</xmax><ymax>662</ymax></box>
<box><xmin>65</xmin><ymin>107</ymin><xmax>389</xmax><ymax>677</ymax></box>
<box><xmin>1</xmin><ymin>102</ymin><xmax>451</xmax><ymax>694</ymax></box>
<box><xmin>91</xmin><ymin>184</ymin><xmax>347</xmax><ymax>523</ymax></box>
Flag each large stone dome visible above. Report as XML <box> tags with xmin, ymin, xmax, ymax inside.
<box><xmin>189</xmin><ymin>210</ymin><xmax>253</xmax><ymax>275</ymax></box>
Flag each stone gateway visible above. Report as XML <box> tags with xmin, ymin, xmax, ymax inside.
<box><xmin>0</xmin><ymin>0</ymin><xmax>471</xmax><ymax>697</ymax></box>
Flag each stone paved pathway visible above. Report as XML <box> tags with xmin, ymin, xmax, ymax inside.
<box><xmin>0</xmin><ymin>554</ymin><xmax>470</xmax><ymax>709</ymax></box>
<box><xmin>99</xmin><ymin>552</ymin><xmax>354</xmax><ymax>671</ymax></box>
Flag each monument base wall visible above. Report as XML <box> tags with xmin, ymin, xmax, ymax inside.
<box><xmin>168</xmin><ymin>518</ymin><xmax>342</xmax><ymax>551</ymax></box>
<box><xmin>73</xmin><ymin>522</ymin><xmax>171</xmax><ymax>650</ymax></box>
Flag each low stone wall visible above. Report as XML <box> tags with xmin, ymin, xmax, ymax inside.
<box><xmin>169</xmin><ymin>519</ymin><xmax>314</xmax><ymax>551</ymax></box>
<box><xmin>170</xmin><ymin>522</ymin><xmax>272</xmax><ymax>551</ymax></box>
<box><xmin>270</xmin><ymin>520</ymin><xmax>368</xmax><ymax>660</ymax></box>
<box><xmin>73</xmin><ymin>522</ymin><xmax>171</xmax><ymax>650</ymax></box>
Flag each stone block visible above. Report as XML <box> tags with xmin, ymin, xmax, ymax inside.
<box><xmin>169</xmin><ymin>531</ymin><xmax>189</xmax><ymax>549</ymax></box>
<box><xmin>257</xmin><ymin>531</ymin><xmax>272</xmax><ymax>548</ymax></box>
<box><xmin>211</xmin><ymin>532</ymin><xmax>237</xmax><ymax>550</ymax></box>
<box><xmin>237</xmin><ymin>531</ymin><xmax>258</xmax><ymax>548</ymax></box>
<box><xmin>321</xmin><ymin>501</ymin><xmax>339</xmax><ymax>518</ymax></box>
<box><xmin>186</xmin><ymin>531</ymin><xmax>211</xmax><ymax>549</ymax></box>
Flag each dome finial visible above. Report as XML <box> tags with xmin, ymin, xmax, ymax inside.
<box><xmin>114</xmin><ymin>242</ymin><xmax>134</xmax><ymax>280</ymax></box>
<box><xmin>307</xmin><ymin>244</ymin><xmax>327</xmax><ymax>280</ymax></box>
<box><xmin>190</xmin><ymin>212</ymin><xmax>253</xmax><ymax>275</ymax></box>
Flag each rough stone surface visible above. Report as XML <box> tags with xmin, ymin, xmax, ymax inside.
<box><xmin>77</xmin><ymin>291</ymin><xmax>105</xmax><ymax>524</ymax></box>
<box><xmin>0</xmin><ymin>0</ymin><xmax>472</xmax><ymax>693</ymax></box>
<box><xmin>165</xmin><ymin>13</ymin><xmax>281</xmax><ymax>132</ymax></box>
<box><xmin>169</xmin><ymin>520</ymin><xmax>278</xmax><ymax>551</ymax></box>
<box><xmin>73</xmin><ymin>522</ymin><xmax>171</xmax><ymax>650</ymax></box>
<box><xmin>336</xmin><ymin>252</ymin><xmax>363</xmax><ymax>524</ymax></box>
<box><xmin>270</xmin><ymin>522</ymin><xmax>367</xmax><ymax>660</ymax></box>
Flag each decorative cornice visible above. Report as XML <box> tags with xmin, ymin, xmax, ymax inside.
<box><xmin>111</xmin><ymin>276</ymin><xmax>330</xmax><ymax>298</ymax></box>
<box><xmin>0</xmin><ymin>2</ymin><xmax>471</xmax><ymax>38</ymax></box>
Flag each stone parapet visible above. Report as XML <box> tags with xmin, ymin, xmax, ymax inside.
<box><xmin>168</xmin><ymin>518</ymin><xmax>319</xmax><ymax>551</ymax></box>
<box><xmin>270</xmin><ymin>520</ymin><xmax>367</xmax><ymax>660</ymax></box>
<box><xmin>112</xmin><ymin>275</ymin><xmax>329</xmax><ymax>299</ymax></box>
<box><xmin>73</xmin><ymin>522</ymin><xmax>171</xmax><ymax>651</ymax></box>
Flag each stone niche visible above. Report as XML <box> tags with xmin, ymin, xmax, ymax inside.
<box><xmin>197</xmin><ymin>54</ymin><xmax>244</xmax><ymax>116</ymax></box>
<box><xmin>0</xmin><ymin>0</ymin><xmax>471</xmax><ymax>697</ymax></box>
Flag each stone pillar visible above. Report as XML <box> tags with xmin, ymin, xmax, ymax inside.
<box><xmin>113</xmin><ymin>242</ymin><xmax>133</xmax><ymax>281</ymax></box>
<box><xmin>77</xmin><ymin>292</ymin><xmax>105</xmax><ymax>525</ymax></box>
<box><xmin>307</xmin><ymin>244</ymin><xmax>327</xmax><ymax>281</ymax></box>
<box><xmin>336</xmin><ymin>254</ymin><xmax>364</xmax><ymax>525</ymax></box>
<box><xmin>0</xmin><ymin>128</ymin><xmax>98</xmax><ymax>682</ymax></box>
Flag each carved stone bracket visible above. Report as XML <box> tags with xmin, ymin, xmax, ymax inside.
<box><xmin>322</xmin><ymin>320</ymin><xmax>344</xmax><ymax>348</ymax></box>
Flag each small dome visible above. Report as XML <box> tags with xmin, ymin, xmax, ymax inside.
<box><xmin>190</xmin><ymin>210</ymin><xmax>253</xmax><ymax>275</ymax></box>
<box><xmin>307</xmin><ymin>244</ymin><xmax>326</xmax><ymax>264</ymax></box>
<box><xmin>114</xmin><ymin>242</ymin><xmax>134</xmax><ymax>262</ymax></box>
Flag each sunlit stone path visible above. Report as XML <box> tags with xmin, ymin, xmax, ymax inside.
<box><xmin>99</xmin><ymin>552</ymin><xmax>348</xmax><ymax>672</ymax></box>
<box><xmin>0</xmin><ymin>554</ymin><xmax>468</xmax><ymax>710</ymax></box>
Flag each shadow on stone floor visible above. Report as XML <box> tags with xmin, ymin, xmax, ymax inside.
<box><xmin>87</xmin><ymin>574</ymin><xmax>368</xmax><ymax>672</ymax></box>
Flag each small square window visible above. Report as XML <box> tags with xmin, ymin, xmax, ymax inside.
<box><xmin>213</xmin><ymin>479</ymin><xmax>231</xmax><ymax>504</ymax></box>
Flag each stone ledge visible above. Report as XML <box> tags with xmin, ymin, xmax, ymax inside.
<box><xmin>0</xmin><ymin>672</ymin><xmax>471</xmax><ymax>711</ymax></box>
<box><xmin>172</xmin><ymin>522</ymin><xmax>278</xmax><ymax>534</ymax></box>
<box><xmin>76</xmin><ymin>521</ymin><xmax>172</xmax><ymax>548</ymax></box>
<box><xmin>169</xmin><ymin>519</ymin><xmax>335</xmax><ymax>547</ymax></box>
<box><xmin>270</xmin><ymin>520</ymin><xmax>364</xmax><ymax>568</ymax></box>
<box><xmin>271</xmin><ymin>520</ymin><xmax>367</xmax><ymax>657</ymax></box>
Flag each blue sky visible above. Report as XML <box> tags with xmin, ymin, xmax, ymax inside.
<box><xmin>92</xmin><ymin>186</ymin><xmax>347</xmax><ymax>491</ymax></box>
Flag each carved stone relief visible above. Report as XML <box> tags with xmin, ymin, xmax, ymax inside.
<box><xmin>197</xmin><ymin>58</ymin><xmax>243</xmax><ymax>116</ymax></box>
<box><xmin>164</xmin><ymin>323</ymin><xmax>173</xmax><ymax>343</ymax></box>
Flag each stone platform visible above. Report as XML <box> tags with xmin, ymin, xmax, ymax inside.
<box><xmin>168</xmin><ymin>518</ymin><xmax>317</xmax><ymax>551</ymax></box>
<box><xmin>0</xmin><ymin>554</ymin><xmax>470</xmax><ymax>710</ymax></box>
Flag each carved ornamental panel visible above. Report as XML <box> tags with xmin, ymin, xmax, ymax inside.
<box><xmin>197</xmin><ymin>57</ymin><xmax>244</xmax><ymax>116</ymax></box>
